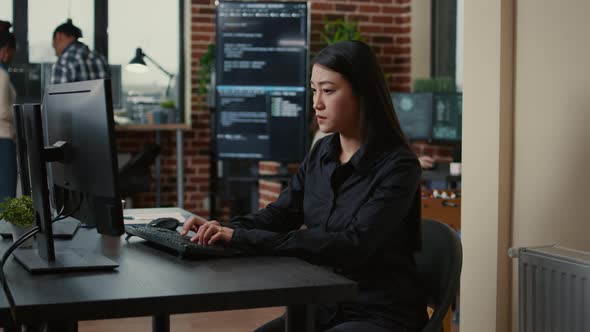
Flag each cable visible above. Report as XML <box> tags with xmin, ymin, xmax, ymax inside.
<box><xmin>54</xmin><ymin>191</ymin><xmax>83</xmax><ymax>223</ymax></box>
<box><xmin>0</xmin><ymin>226</ymin><xmax>40</xmax><ymax>325</ymax></box>
<box><xmin>0</xmin><ymin>203</ymin><xmax>76</xmax><ymax>326</ymax></box>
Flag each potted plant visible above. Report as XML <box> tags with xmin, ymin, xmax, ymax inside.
<box><xmin>413</xmin><ymin>77</ymin><xmax>456</xmax><ymax>93</ymax></box>
<box><xmin>0</xmin><ymin>195</ymin><xmax>35</xmax><ymax>247</ymax></box>
<box><xmin>158</xmin><ymin>99</ymin><xmax>176</xmax><ymax>124</ymax></box>
<box><xmin>320</xmin><ymin>18</ymin><xmax>365</xmax><ymax>47</ymax></box>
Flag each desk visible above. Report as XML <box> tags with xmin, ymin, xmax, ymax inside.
<box><xmin>0</xmin><ymin>209</ymin><xmax>357</xmax><ymax>331</ymax></box>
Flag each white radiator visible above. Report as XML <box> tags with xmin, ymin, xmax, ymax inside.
<box><xmin>510</xmin><ymin>245</ymin><xmax>590</xmax><ymax>332</ymax></box>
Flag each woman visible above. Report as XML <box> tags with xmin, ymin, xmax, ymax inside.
<box><xmin>182</xmin><ymin>41</ymin><xmax>428</xmax><ymax>332</ymax></box>
<box><xmin>0</xmin><ymin>21</ymin><xmax>17</xmax><ymax>203</ymax></box>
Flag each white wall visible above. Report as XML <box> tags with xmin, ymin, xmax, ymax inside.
<box><xmin>511</xmin><ymin>0</ymin><xmax>590</xmax><ymax>329</ymax></box>
<box><xmin>461</xmin><ymin>0</ymin><xmax>514</xmax><ymax>330</ymax></box>
<box><xmin>462</xmin><ymin>0</ymin><xmax>590</xmax><ymax>331</ymax></box>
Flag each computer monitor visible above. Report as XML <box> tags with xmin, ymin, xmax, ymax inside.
<box><xmin>215</xmin><ymin>1</ymin><xmax>309</xmax><ymax>162</ymax></box>
<box><xmin>431</xmin><ymin>93</ymin><xmax>462</xmax><ymax>143</ymax></box>
<box><xmin>9</xmin><ymin>63</ymin><xmax>43</xmax><ymax>104</ymax></box>
<box><xmin>43</xmin><ymin>79</ymin><xmax>124</xmax><ymax>236</ymax></box>
<box><xmin>13</xmin><ymin>79</ymin><xmax>123</xmax><ymax>273</ymax></box>
<box><xmin>391</xmin><ymin>93</ymin><xmax>434</xmax><ymax>141</ymax></box>
<box><xmin>12</xmin><ymin>105</ymin><xmax>31</xmax><ymax>196</ymax></box>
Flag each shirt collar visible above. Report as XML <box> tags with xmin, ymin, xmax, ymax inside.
<box><xmin>320</xmin><ymin>134</ymin><xmax>379</xmax><ymax>172</ymax></box>
<box><xmin>59</xmin><ymin>41</ymin><xmax>81</xmax><ymax>57</ymax></box>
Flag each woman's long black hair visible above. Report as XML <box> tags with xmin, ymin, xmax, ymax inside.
<box><xmin>0</xmin><ymin>21</ymin><xmax>16</xmax><ymax>49</ymax></box>
<box><xmin>312</xmin><ymin>40</ymin><xmax>408</xmax><ymax>148</ymax></box>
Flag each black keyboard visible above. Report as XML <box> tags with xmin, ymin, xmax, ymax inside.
<box><xmin>125</xmin><ymin>226</ymin><xmax>244</xmax><ymax>258</ymax></box>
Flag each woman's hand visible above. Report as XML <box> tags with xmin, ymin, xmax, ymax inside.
<box><xmin>180</xmin><ymin>216</ymin><xmax>234</xmax><ymax>246</ymax></box>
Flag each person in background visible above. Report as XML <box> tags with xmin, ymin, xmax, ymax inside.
<box><xmin>51</xmin><ymin>19</ymin><xmax>109</xmax><ymax>84</ymax></box>
<box><xmin>182</xmin><ymin>40</ymin><xmax>428</xmax><ymax>332</ymax></box>
<box><xmin>418</xmin><ymin>155</ymin><xmax>435</xmax><ymax>169</ymax></box>
<box><xmin>0</xmin><ymin>21</ymin><xmax>17</xmax><ymax>203</ymax></box>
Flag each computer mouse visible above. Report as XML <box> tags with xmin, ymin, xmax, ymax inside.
<box><xmin>147</xmin><ymin>217</ymin><xmax>180</xmax><ymax>230</ymax></box>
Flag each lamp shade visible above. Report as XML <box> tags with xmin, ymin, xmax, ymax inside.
<box><xmin>126</xmin><ymin>48</ymin><xmax>148</xmax><ymax>73</ymax></box>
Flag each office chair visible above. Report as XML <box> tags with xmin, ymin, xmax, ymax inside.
<box><xmin>414</xmin><ymin>219</ymin><xmax>463</xmax><ymax>332</ymax></box>
<box><xmin>118</xmin><ymin>143</ymin><xmax>161</xmax><ymax>197</ymax></box>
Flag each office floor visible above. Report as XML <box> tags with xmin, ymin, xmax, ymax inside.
<box><xmin>79</xmin><ymin>307</ymin><xmax>284</xmax><ymax>332</ymax></box>
<box><xmin>78</xmin><ymin>308</ymin><xmax>461</xmax><ymax>332</ymax></box>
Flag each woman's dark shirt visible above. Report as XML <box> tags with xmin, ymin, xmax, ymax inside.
<box><xmin>227</xmin><ymin>134</ymin><xmax>427</xmax><ymax>330</ymax></box>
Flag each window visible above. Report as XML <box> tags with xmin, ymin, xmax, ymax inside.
<box><xmin>12</xmin><ymin>0</ymin><xmax>185</xmax><ymax>123</ymax></box>
<box><xmin>28</xmin><ymin>0</ymin><xmax>94</xmax><ymax>63</ymax></box>
<box><xmin>109</xmin><ymin>0</ymin><xmax>180</xmax><ymax>115</ymax></box>
<box><xmin>0</xmin><ymin>0</ymin><xmax>12</xmax><ymax>22</ymax></box>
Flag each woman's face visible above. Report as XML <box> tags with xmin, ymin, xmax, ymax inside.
<box><xmin>310</xmin><ymin>64</ymin><xmax>360</xmax><ymax>136</ymax></box>
<box><xmin>0</xmin><ymin>46</ymin><xmax>15</xmax><ymax>64</ymax></box>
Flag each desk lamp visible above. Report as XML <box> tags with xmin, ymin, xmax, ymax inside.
<box><xmin>127</xmin><ymin>47</ymin><xmax>174</xmax><ymax>97</ymax></box>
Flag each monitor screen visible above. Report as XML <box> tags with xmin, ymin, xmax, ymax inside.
<box><xmin>42</xmin><ymin>79</ymin><xmax>124</xmax><ymax>236</ymax></box>
<box><xmin>391</xmin><ymin>93</ymin><xmax>434</xmax><ymax>141</ymax></box>
<box><xmin>215</xmin><ymin>1</ymin><xmax>309</xmax><ymax>162</ymax></box>
<box><xmin>9</xmin><ymin>63</ymin><xmax>43</xmax><ymax>104</ymax></box>
<box><xmin>431</xmin><ymin>93</ymin><xmax>462</xmax><ymax>142</ymax></box>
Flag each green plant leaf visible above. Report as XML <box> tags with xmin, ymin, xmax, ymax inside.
<box><xmin>320</xmin><ymin>18</ymin><xmax>365</xmax><ymax>47</ymax></box>
<box><xmin>0</xmin><ymin>196</ymin><xmax>35</xmax><ymax>228</ymax></box>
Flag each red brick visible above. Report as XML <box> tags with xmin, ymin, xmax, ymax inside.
<box><xmin>383</xmin><ymin>46</ymin><xmax>410</xmax><ymax>54</ymax></box>
<box><xmin>191</xmin><ymin>0</ymin><xmax>211</xmax><ymax>4</ymax></box>
<box><xmin>372</xmin><ymin>35</ymin><xmax>394</xmax><ymax>44</ymax></box>
<box><xmin>197</xmin><ymin>7</ymin><xmax>215</xmax><ymax>14</ymax></box>
<box><xmin>191</xmin><ymin>35</ymin><xmax>214</xmax><ymax>42</ymax></box>
<box><xmin>393</xmin><ymin>67</ymin><xmax>411</xmax><ymax>74</ymax></box>
<box><xmin>393</xmin><ymin>56</ymin><xmax>411</xmax><ymax>64</ymax></box>
<box><xmin>377</xmin><ymin>56</ymin><xmax>393</xmax><ymax>64</ymax></box>
<box><xmin>359</xmin><ymin>5</ymin><xmax>380</xmax><ymax>13</ymax></box>
<box><xmin>359</xmin><ymin>25</ymin><xmax>383</xmax><ymax>33</ymax></box>
<box><xmin>311</xmin><ymin>2</ymin><xmax>333</xmax><ymax>11</ymax></box>
<box><xmin>372</xmin><ymin>15</ymin><xmax>393</xmax><ymax>24</ymax></box>
<box><xmin>384</xmin><ymin>26</ymin><xmax>411</xmax><ymax>34</ymax></box>
<box><xmin>324</xmin><ymin>14</ymin><xmax>345</xmax><ymax>21</ymax></box>
<box><xmin>395</xmin><ymin>16</ymin><xmax>411</xmax><ymax>25</ymax></box>
<box><xmin>192</xmin><ymin>16</ymin><xmax>214</xmax><ymax>23</ymax></box>
<box><xmin>396</xmin><ymin>36</ymin><xmax>411</xmax><ymax>44</ymax></box>
<box><xmin>382</xmin><ymin>6</ymin><xmax>411</xmax><ymax>14</ymax></box>
<box><xmin>347</xmin><ymin>14</ymin><xmax>369</xmax><ymax>22</ymax></box>
<box><xmin>334</xmin><ymin>4</ymin><xmax>357</xmax><ymax>12</ymax></box>
<box><xmin>191</xmin><ymin>24</ymin><xmax>214</xmax><ymax>32</ymax></box>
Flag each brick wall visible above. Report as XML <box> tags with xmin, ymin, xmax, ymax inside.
<box><xmin>117</xmin><ymin>0</ymin><xmax>452</xmax><ymax>218</ymax></box>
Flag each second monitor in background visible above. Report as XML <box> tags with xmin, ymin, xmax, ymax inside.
<box><xmin>391</xmin><ymin>93</ymin><xmax>434</xmax><ymax>141</ymax></box>
<box><xmin>391</xmin><ymin>92</ymin><xmax>463</xmax><ymax>143</ymax></box>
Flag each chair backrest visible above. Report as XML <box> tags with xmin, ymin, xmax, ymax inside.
<box><xmin>118</xmin><ymin>143</ymin><xmax>161</xmax><ymax>195</ymax></box>
<box><xmin>414</xmin><ymin>219</ymin><xmax>463</xmax><ymax>332</ymax></box>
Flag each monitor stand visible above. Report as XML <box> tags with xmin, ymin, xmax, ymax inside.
<box><xmin>12</xmin><ymin>249</ymin><xmax>118</xmax><ymax>274</ymax></box>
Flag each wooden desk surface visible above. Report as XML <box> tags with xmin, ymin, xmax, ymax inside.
<box><xmin>0</xmin><ymin>209</ymin><xmax>356</xmax><ymax>326</ymax></box>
